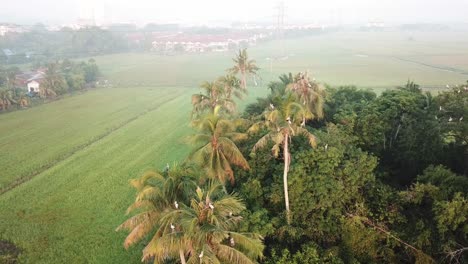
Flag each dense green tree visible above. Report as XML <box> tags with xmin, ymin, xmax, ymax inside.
<box><xmin>355</xmin><ymin>86</ymin><xmax>443</xmax><ymax>185</ymax></box>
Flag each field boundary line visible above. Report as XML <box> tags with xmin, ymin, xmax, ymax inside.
<box><xmin>391</xmin><ymin>56</ymin><xmax>468</xmax><ymax>76</ymax></box>
<box><xmin>0</xmin><ymin>94</ymin><xmax>183</xmax><ymax>196</ymax></box>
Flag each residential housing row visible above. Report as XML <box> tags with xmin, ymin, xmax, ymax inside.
<box><xmin>151</xmin><ymin>32</ymin><xmax>272</xmax><ymax>53</ymax></box>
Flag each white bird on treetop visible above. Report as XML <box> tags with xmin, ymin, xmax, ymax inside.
<box><xmin>199</xmin><ymin>251</ymin><xmax>204</xmax><ymax>258</ymax></box>
<box><xmin>174</xmin><ymin>201</ymin><xmax>179</xmax><ymax>209</ymax></box>
<box><xmin>170</xmin><ymin>223</ymin><xmax>175</xmax><ymax>231</ymax></box>
<box><xmin>439</xmin><ymin>106</ymin><xmax>443</xmax><ymax>111</ymax></box>
<box><xmin>460</xmin><ymin>117</ymin><xmax>464</xmax><ymax>122</ymax></box>
<box><xmin>270</xmin><ymin>103</ymin><xmax>275</xmax><ymax>109</ymax></box>
<box><xmin>449</xmin><ymin>117</ymin><xmax>453</xmax><ymax>122</ymax></box>
<box><xmin>325</xmin><ymin>144</ymin><xmax>328</xmax><ymax>151</ymax></box>
<box><xmin>208</xmin><ymin>202</ymin><xmax>214</xmax><ymax>210</ymax></box>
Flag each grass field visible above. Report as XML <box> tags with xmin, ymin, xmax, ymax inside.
<box><xmin>0</xmin><ymin>90</ymin><xmax>192</xmax><ymax>263</ymax></box>
<box><xmin>0</xmin><ymin>88</ymin><xmax>185</xmax><ymax>192</ymax></box>
<box><xmin>1</xmin><ymin>31</ymin><xmax>468</xmax><ymax>263</ymax></box>
<box><xmin>93</xmin><ymin>31</ymin><xmax>468</xmax><ymax>90</ymax></box>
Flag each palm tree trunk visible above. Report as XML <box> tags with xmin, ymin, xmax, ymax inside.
<box><xmin>242</xmin><ymin>72</ymin><xmax>247</xmax><ymax>91</ymax></box>
<box><xmin>283</xmin><ymin>134</ymin><xmax>291</xmax><ymax>224</ymax></box>
<box><xmin>179</xmin><ymin>249</ymin><xmax>186</xmax><ymax>264</ymax></box>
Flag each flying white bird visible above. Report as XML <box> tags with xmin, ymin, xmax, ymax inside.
<box><xmin>208</xmin><ymin>202</ymin><xmax>214</xmax><ymax>210</ymax></box>
<box><xmin>199</xmin><ymin>251</ymin><xmax>204</xmax><ymax>258</ymax></box>
<box><xmin>174</xmin><ymin>201</ymin><xmax>179</xmax><ymax>209</ymax></box>
<box><xmin>449</xmin><ymin>117</ymin><xmax>453</xmax><ymax>122</ymax></box>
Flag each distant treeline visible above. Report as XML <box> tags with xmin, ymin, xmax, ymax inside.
<box><xmin>0</xmin><ymin>26</ymin><xmax>129</xmax><ymax>64</ymax></box>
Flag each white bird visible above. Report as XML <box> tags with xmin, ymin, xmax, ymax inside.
<box><xmin>170</xmin><ymin>223</ymin><xmax>175</xmax><ymax>232</ymax></box>
<box><xmin>446</xmin><ymin>84</ymin><xmax>450</xmax><ymax>88</ymax></box>
<box><xmin>460</xmin><ymin>117</ymin><xmax>464</xmax><ymax>122</ymax></box>
<box><xmin>174</xmin><ymin>201</ymin><xmax>179</xmax><ymax>209</ymax></box>
<box><xmin>230</xmin><ymin>237</ymin><xmax>235</xmax><ymax>246</ymax></box>
<box><xmin>229</xmin><ymin>212</ymin><xmax>233</xmax><ymax>217</ymax></box>
<box><xmin>199</xmin><ymin>251</ymin><xmax>204</xmax><ymax>259</ymax></box>
<box><xmin>439</xmin><ymin>106</ymin><xmax>443</xmax><ymax>111</ymax></box>
<box><xmin>286</xmin><ymin>116</ymin><xmax>291</xmax><ymax>124</ymax></box>
<box><xmin>449</xmin><ymin>117</ymin><xmax>453</xmax><ymax>122</ymax></box>
<box><xmin>458</xmin><ymin>90</ymin><xmax>461</xmax><ymax>93</ymax></box>
<box><xmin>435</xmin><ymin>116</ymin><xmax>438</xmax><ymax>120</ymax></box>
<box><xmin>165</xmin><ymin>163</ymin><xmax>170</xmax><ymax>171</ymax></box>
<box><xmin>324</xmin><ymin>144</ymin><xmax>328</xmax><ymax>151</ymax></box>
<box><xmin>208</xmin><ymin>202</ymin><xmax>214</xmax><ymax>210</ymax></box>
<box><xmin>270</xmin><ymin>103</ymin><xmax>275</xmax><ymax>110</ymax></box>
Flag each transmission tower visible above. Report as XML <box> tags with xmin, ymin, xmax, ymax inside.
<box><xmin>276</xmin><ymin>1</ymin><xmax>285</xmax><ymax>57</ymax></box>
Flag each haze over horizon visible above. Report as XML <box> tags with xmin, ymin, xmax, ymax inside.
<box><xmin>1</xmin><ymin>0</ymin><xmax>468</xmax><ymax>26</ymax></box>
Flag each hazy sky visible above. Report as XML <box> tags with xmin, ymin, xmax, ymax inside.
<box><xmin>1</xmin><ymin>0</ymin><xmax>468</xmax><ymax>25</ymax></box>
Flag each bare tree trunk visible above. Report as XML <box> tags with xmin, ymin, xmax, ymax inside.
<box><xmin>283</xmin><ymin>134</ymin><xmax>291</xmax><ymax>224</ymax></box>
<box><xmin>179</xmin><ymin>249</ymin><xmax>186</xmax><ymax>264</ymax></box>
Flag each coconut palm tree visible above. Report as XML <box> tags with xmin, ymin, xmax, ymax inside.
<box><xmin>189</xmin><ymin>106</ymin><xmax>250</xmax><ymax>185</ymax></box>
<box><xmin>286</xmin><ymin>71</ymin><xmax>325</xmax><ymax>125</ymax></box>
<box><xmin>0</xmin><ymin>89</ymin><xmax>14</xmax><ymax>110</ymax></box>
<box><xmin>218</xmin><ymin>74</ymin><xmax>244</xmax><ymax>100</ymax></box>
<box><xmin>229</xmin><ymin>49</ymin><xmax>259</xmax><ymax>92</ymax></box>
<box><xmin>118</xmin><ymin>169</ymin><xmax>263</xmax><ymax>264</ymax></box>
<box><xmin>154</xmin><ymin>181</ymin><xmax>264</xmax><ymax>264</ymax></box>
<box><xmin>41</xmin><ymin>63</ymin><xmax>67</xmax><ymax>98</ymax></box>
<box><xmin>117</xmin><ymin>164</ymin><xmax>198</xmax><ymax>263</ymax></box>
<box><xmin>13</xmin><ymin>90</ymin><xmax>29</xmax><ymax>108</ymax></box>
<box><xmin>191</xmin><ymin>80</ymin><xmax>236</xmax><ymax>119</ymax></box>
<box><xmin>249</xmin><ymin>95</ymin><xmax>317</xmax><ymax>223</ymax></box>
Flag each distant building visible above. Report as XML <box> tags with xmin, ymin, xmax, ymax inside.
<box><xmin>150</xmin><ymin>32</ymin><xmax>268</xmax><ymax>54</ymax></box>
<box><xmin>15</xmin><ymin>70</ymin><xmax>46</xmax><ymax>93</ymax></box>
<box><xmin>27</xmin><ymin>80</ymin><xmax>41</xmax><ymax>93</ymax></box>
<box><xmin>0</xmin><ymin>24</ymin><xmax>28</xmax><ymax>36</ymax></box>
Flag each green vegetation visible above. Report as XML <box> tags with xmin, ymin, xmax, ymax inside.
<box><xmin>0</xmin><ymin>89</ymin><xmax>193</xmax><ymax>263</ymax></box>
<box><xmin>0</xmin><ymin>87</ymin><xmax>186</xmax><ymax>192</ymax></box>
<box><xmin>0</xmin><ymin>33</ymin><xmax>467</xmax><ymax>263</ymax></box>
<box><xmin>87</xmin><ymin>32</ymin><xmax>468</xmax><ymax>91</ymax></box>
